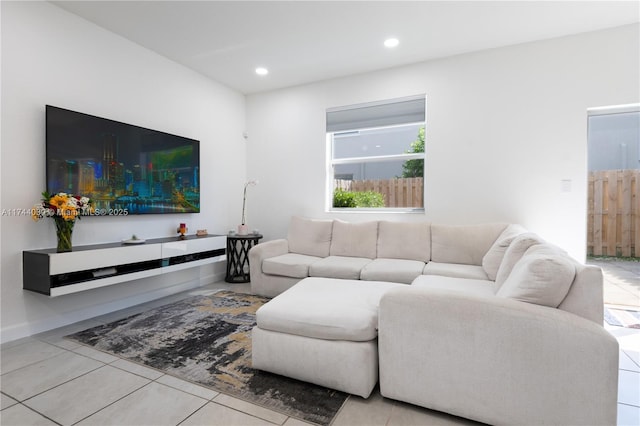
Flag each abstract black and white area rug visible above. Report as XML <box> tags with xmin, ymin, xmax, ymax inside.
<box><xmin>604</xmin><ymin>305</ymin><xmax>640</xmax><ymax>329</ymax></box>
<box><xmin>66</xmin><ymin>290</ymin><xmax>348</xmax><ymax>425</ymax></box>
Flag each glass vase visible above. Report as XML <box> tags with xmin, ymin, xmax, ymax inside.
<box><xmin>55</xmin><ymin>218</ymin><xmax>74</xmax><ymax>252</ymax></box>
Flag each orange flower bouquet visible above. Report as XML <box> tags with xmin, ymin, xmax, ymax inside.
<box><xmin>32</xmin><ymin>191</ymin><xmax>93</xmax><ymax>252</ymax></box>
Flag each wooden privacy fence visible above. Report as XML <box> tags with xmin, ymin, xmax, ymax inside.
<box><xmin>335</xmin><ymin>178</ymin><xmax>424</xmax><ymax>208</ymax></box>
<box><xmin>587</xmin><ymin>170</ymin><xmax>639</xmax><ymax>258</ymax></box>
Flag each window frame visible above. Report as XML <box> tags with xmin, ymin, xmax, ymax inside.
<box><xmin>326</xmin><ymin>121</ymin><xmax>426</xmax><ymax>213</ymax></box>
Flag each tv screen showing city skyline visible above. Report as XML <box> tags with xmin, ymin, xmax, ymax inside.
<box><xmin>45</xmin><ymin>105</ymin><xmax>200</xmax><ymax>215</ymax></box>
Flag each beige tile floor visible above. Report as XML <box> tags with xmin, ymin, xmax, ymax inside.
<box><xmin>588</xmin><ymin>258</ymin><xmax>640</xmax><ymax>308</ymax></box>
<box><xmin>2</xmin><ymin>265</ymin><xmax>639</xmax><ymax>426</ymax></box>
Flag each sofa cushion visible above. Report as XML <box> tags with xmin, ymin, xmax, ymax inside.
<box><xmin>330</xmin><ymin>220</ymin><xmax>378</xmax><ymax>258</ymax></box>
<box><xmin>377</xmin><ymin>221</ymin><xmax>431</xmax><ymax>262</ymax></box>
<box><xmin>287</xmin><ymin>216</ymin><xmax>333</xmax><ymax>257</ymax></box>
<box><xmin>262</xmin><ymin>253</ymin><xmax>322</xmax><ymax>278</ymax></box>
<box><xmin>496</xmin><ymin>246</ymin><xmax>576</xmax><ymax>308</ymax></box>
<box><xmin>482</xmin><ymin>224</ymin><xmax>527</xmax><ymax>281</ymax></box>
<box><xmin>527</xmin><ymin>242</ymin><xmax>568</xmax><ymax>257</ymax></box>
<box><xmin>423</xmin><ymin>262</ymin><xmax>489</xmax><ymax>280</ymax></box>
<box><xmin>309</xmin><ymin>256</ymin><xmax>372</xmax><ymax>280</ymax></box>
<box><xmin>430</xmin><ymin>223</ymin><xmax>507</xmax><ymax>266</ymax></box>
<box><xmin>411</xmin><ymin>275</ymin><xmax>495</xmax><ymax>297</ymax></box>
<box><xmin>494</xmin><ymin>233</ymin><xmax>545</xmax><ymax>291</ymax></box>
<box><xmin>256</xmin><ymin>277</ymin><xmax>402</xmax><ymax>341</ymax></box>
<box><xmin>360</xmin><ymin>258</ymin><xmax>425</xmax><ymax>284</ymax></box>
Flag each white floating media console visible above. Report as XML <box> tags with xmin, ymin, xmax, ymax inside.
<box><xmin>23</xmin><ymin>235</ymin><xmax>226</xmax><ymax>297</ymax></box>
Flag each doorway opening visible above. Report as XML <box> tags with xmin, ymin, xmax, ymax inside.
<box><xmin>586</xmin><ymin>103</ymin><xmax>639</xmax><ymax>308</ymax></box>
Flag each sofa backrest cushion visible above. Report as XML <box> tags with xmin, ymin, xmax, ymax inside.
<box><xmin>377</xmin><ymin>221</ymin><xmax>431</xmax><ymax>262</ymax></box>
<box><xmin>494</xmin><ymin>232</ymin><xmax>546</xmax><ymax>290</ymax></box>
<box><xmin>482</xmin><ymin>224</ymin><xmax>528</xmax><ymax>281</ymax></box>
<box><xmin>430</xmin><ymin>223</ymin><xmax>507</xmax><ymax>266</ymax></box>
<box><xmin>496</xmin><ymin>244</ymin><xmax>576</xmax><ymax>308</ymax></box>
<box><xmin>330</xmin><ymin>220</ymin><xmax>378</xmax><ymax>259</ymax></box>
<box><xmin>287</xmin><ymin>216</ymin><xmax>334</xmax><ymax>257</ymax></box>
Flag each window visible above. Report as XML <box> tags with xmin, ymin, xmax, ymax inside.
<box><xmin>588</xmin><ymin>104</ymin><xmax>640</xmax><ymax>171</ymax></box>
<box><xmin>326</xmin><ymin>95</ymin><xmax>426</xmax><ymax>211</ymax></box>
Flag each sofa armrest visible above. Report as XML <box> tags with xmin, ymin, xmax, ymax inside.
<box><xmin>248</xmin><ymin>239</ymin><xmax>289</xmax><ymax>278</ymax></box>
<box><xmin>378</xmin><ymin>287</ymin><xmax>618</xmax><ymax>426</ymax></box>
<box><xmin>249</xmin><ymin>238</ymin><xmax>289</xmax><ymax>263</ymax></box>
<box><xmin>249</xmin><ymin>239</ymin><xmax>295</xmax><ymax>297</ymax></box>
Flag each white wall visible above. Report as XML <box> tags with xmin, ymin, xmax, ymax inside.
<box><xmin>246</xmin><ymin>24</ymin><xmax>640</xmax><ymax>261</ymax></box>
<box><xmin>0</xmin><ymin>2</ymin><xmax>247</xmax><ymax>342</ymax></box>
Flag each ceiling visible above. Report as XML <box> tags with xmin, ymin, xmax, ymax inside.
<box><xmin>51</xmin><ymin>1</ymin><xmax>640</xmax><ymax>95</ymax></box>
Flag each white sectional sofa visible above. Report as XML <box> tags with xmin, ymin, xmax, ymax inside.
<box><xmin>249</xmin><ymin>217</ymin><xmax>619</xmax><ymax>425</ymax></box>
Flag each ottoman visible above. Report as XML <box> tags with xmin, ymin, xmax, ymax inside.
<box><xmin>251</xmin><ymin>277</ymin><xmax>402</xmax><ymax>398</ymax></box>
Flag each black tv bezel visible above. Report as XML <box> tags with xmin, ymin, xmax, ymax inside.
<box><xmin>45</xmin><ymin>105</ymin><xmax>201</xmax><ymax>215</ymax></box>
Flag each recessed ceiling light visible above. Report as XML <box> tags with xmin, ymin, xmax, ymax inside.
<box><xmin>384</xmin><ymin>38</ymin><xmax>399</xmax><ymax>48</ymax></box>
<box><xmin>255</xmin><ymin>67</ymin><xmax>269</xmax><ymax>76</ymax></box>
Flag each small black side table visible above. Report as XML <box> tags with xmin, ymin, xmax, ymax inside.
<box><xmin>225</xmin><ymin>233</ymin><xmax>263</xmax><ymax>283</ymax></box>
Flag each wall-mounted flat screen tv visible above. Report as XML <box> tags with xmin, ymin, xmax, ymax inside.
<box><xmin>46</xmin><ymin>105</ymin><xmax>200</xmax><ymax>215</ymax></box>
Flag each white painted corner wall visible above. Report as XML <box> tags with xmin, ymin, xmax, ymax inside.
<box><xmin>245</xmin><ymin>24</ymin><xmax>640</xmax><ymax>261</ymax></box>
<box><xmin>0</xmin><ymin>2</ymin><xmax>247</xmax><ymax>343</ymax></box>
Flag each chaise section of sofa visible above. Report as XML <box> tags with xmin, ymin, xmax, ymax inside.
<box><xmin>252</xmin><ymin>277</ymin><xmax>402</xmax><ymax>398</ymax></box>
<box><xmin>377</xmin><ymin>234</ymin><xmax>615</xmax><ymax>425</ymax></box>
<box><xmin>378</xmin><ymin>283</ymin><xmax>618</xmax><ymax>425</ymax></box>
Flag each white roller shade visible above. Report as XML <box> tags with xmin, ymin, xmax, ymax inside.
<box><xmin>326</xmin><ymin>95</ymin><xmax>425</xmax><ymax>132</ymax></box>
